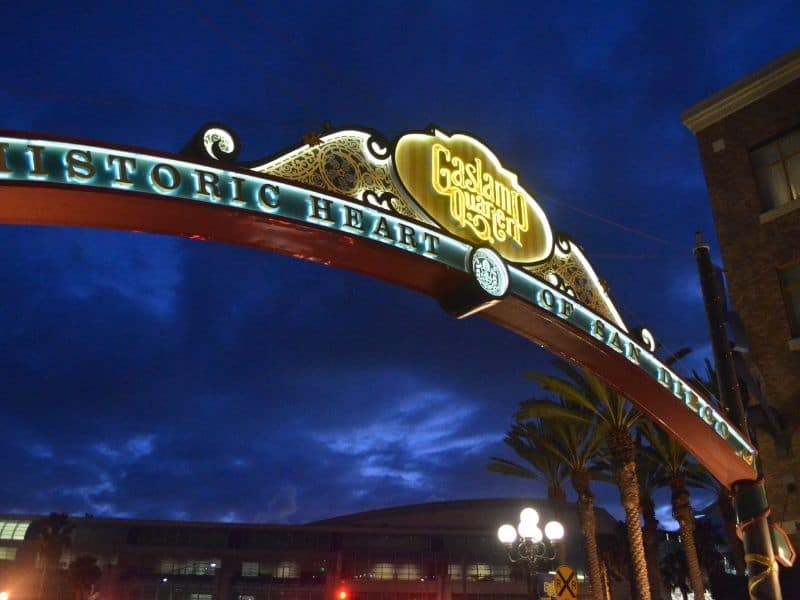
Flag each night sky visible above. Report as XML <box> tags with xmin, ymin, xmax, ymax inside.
<box><xmin>1</xmin><ymin>2</ymin><xmax>798</xmax><ymax>529</ymax></box>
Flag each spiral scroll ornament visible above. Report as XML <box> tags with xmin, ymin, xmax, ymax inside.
<box><xmin>202</xmin><ymin>127</ymin><xmax>238</xmax><ymax>161</ymax></box>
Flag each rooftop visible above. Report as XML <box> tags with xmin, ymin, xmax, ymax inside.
<box><xmin>681</xmin><ymin>46</ymin><xmax>800</xmax><ymax>133</ymax></box>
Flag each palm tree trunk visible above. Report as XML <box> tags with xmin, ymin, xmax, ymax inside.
<box><xmin>640</xmin><ymin>493</ymin><xmax>664</xmax><ymax>600</ymax></box>
<box><xmin>673</xmin><ymin>488</ymin><xmax>705</xmax><ymax>599</ymax></box>
<box><xmin>576</xmin><ymin>489</ymin><xmax>605</xmax><ymax>600</ymax></box>
<box><xmin>609</xmin><ymin>430</ymin><xmax>650</xmax><ymax>600</ymax></box>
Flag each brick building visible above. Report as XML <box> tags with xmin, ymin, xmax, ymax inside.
<box><xmin>682</xmin><ymin>47</ymin><xmax>800</xmax><ymax>544</ymax></box>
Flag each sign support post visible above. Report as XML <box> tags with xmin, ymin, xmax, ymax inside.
<box><xmin>693</xmin><ymin>235</ymin><xmax>782</xmax><ymax>600</ymax></box>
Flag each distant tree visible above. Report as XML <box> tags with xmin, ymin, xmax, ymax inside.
<box><xmin>660</xmin><ymin>542</ymin><xmax>690</xmax><ymax>600</ymax></box>
<box><xmin>640</xmin><ymin>424</ymin><xmax>707</xmax><ymax>600</ymax></box>
<box><xmin>487</xmin><ymin>421</ymin><xmax>569</xmax><ymax>510</ymax></box>
<box><xmin>68</xmin><ymin>556</ymin><xmax>101</xmax><ymax>600</ymax></box>
<box><xmin>489</xmin><ymin>410</ymin><xmax>608</xmax><ymax>600</ymax></box>
<box><xmin>635</xmin><ymin>447</ymin><xmax>665</xmax><ymax>600</ymax></box>
<box><xmin>31</xmin><ymin>513</ymin><xmax>73</xmax><ymax>600</ymax></box>
<box><xmin>688</xmin><ymin>360</ymin><xmax>749</xmax><ymax>576</ymax></box>
<box><xmin>518</xmin><ymin>361</ymin><xmax>651</xmax><ymax>600</ymax></box>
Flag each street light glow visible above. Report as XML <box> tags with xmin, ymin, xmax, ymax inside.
<box><xmin>544</xmin><ymin>520</ymin><xmax>564</xmax><ymax>541</ymax></box>
<box><xmin>1</xmin><ymin>591</ymin><xmax>9</xmax><ymax>600</ymax></box>
<box><xmin>517</xmin><ymin>518</ymin><xmax>538</xmax><ymax>540</ymax></box>
<box><xmin>497</xmin><ymin>524</ymin><xmax>517</xmax><ymax>544</ymax></box>
<box><xmin>519</xmin><ymin>507</ymin><xmax>539</xmax><ymax>525</ymax></box>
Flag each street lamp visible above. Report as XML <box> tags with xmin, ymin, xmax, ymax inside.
<box><xmin>497</xmin><ymin>508</ymin><xmax>564</xmax><ymax>599</ymax></box>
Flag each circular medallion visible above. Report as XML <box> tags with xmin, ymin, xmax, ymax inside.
<box><xmin>320</xmin><ymin>148</ymin><xmax>359</xmax><ymax>194</ymax></box>
<box><xmin>471</xmin><ymin>248</ymin><xmax>509</xmax><ymax>297</ymax></box>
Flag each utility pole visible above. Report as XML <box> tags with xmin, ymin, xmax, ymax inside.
<box><xmin>693</xmin><ymin>234</ymin><xmax>781</xmax><ymax>599</ymax></box>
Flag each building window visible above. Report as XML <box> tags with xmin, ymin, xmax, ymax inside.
<box><xmin>274</xmin><ymin>561</ymin><xmax>299</xmax><ymax>579</ymax></box>
<box><xmin>241</xmin><ymin>562</ymin><xmax>259</xmax><ymax>577</ymax></box>
<box><xmin>751</xmin><ymin>128</ymin><xmax>800</xmax><ymax>210</ymax></box>
<box><xmin>190</xmin><ymin>595</ymin><xmax>212</xmax><ymax>600</ymax></box>
<box><xmin>0</xmin><ymin>521</ymin><xmax>30</xmax><ymax>541</ymax></box>
<box><xmin>447</xmin><ymin>564</ymin><xmax>463</xmax><ymax>580</ymax></box>
<box><xmin>159</xmin><ymin>559</ymin><xmax>219</xmax><ymax>576</ymax></box>
<box><xmin>466</xmin><ymin>564</ymin><xmax>492</xmax><ymax>581</ymax></box>
<box><xmin>780</xmin><ymin>263</ymin><xmax>800</xmax><ymax>337</ymax></box>
<box><xmin>370</xmin><ymin>562</ymin><xmax>395</xmax><ymax>580</ymax></box>
<box><xmin>395</xmin><ymin>564</ymin><xmax>421</xmax><ymax>581</ymax></box>
<box><xmin>0</xmin><ymin>547</ymin><xmax>17</xmax><ymax>560</ymax></box>
<box><xmin>492</xmin><ymin>565</ymin><xmax>511</xmax><ymax>583</ymax></box>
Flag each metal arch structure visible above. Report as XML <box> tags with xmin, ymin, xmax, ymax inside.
<box><xmin>0</xmin><ymin>125</ymin><xmax>757</xmax><ymax>488</ymax></box>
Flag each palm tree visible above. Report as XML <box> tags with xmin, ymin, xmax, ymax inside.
<box><xmin>689</xmin><ymin>360</ymin><xmax>747</xmax><ymax>575</ymax></box>
<box><xmin>31</xmin><ymin>513</ymin><xmax>73</xmax><ymax>600</ymax></box>
<box><xmin>518</xmin><ymin>360</ymin><xmax>651</xmax><ymax>600</ymax></box>
<box><xmin>641</xmin><ymin>424</ymin><xmax>706</xmax><ymax>600</ymax></box>
<box><xmin>490</xmin><ymin>412</ymin><xmax>608</xmax><ymax>600</ymax></box>
<box><xmin>487</xmin><ymin>421</ymin><xmax>569</xmax><ymax>511</ymax></box>
<box><xmin>68</xmin><ymin>555</ymin><xmax>101</xmax><ymax>600</ymax></box>
<box><xmin>635</xmin><ymin>448</ymin><xmax>666</xmax><ymax>600</ymax></box>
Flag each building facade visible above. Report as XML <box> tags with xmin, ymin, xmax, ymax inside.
<box><xmin>682</xmin><ymin>47</ymin><xmax>800</xmax><ymax>544</ymax></box>
<box><xmin>0</xmin><ymin>500</ymin><xmax>627</xmax><ymax>600</ymax></box>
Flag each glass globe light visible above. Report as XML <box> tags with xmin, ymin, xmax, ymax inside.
<box><xmin>544</xmin><ymin>520</ymin><xmax>565</xmax><ymax>541</ymax></box>
<box><xmin>519</xmin><ymin>507</ymin><xmax>539</xmax><ymax>525</ymax></box>
<box><xmin>518</xmin><ymin>519</ymin><xmax>538</xmax><ymax>540</ymax></box>
<box><xmin>530</xmin><ymin>525</ymin><xmax>544</xmax><ymax>543</ymax></box>
<box><xmin>497</xmin><ymin>524</ymin><xmax>517</xmax><ymax>544</ymax></box>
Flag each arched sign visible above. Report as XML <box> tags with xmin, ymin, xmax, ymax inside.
<box><xmin>0</xmin><ymin>125</ymin><xmax>756</xmax><ymax>487</ymax></box>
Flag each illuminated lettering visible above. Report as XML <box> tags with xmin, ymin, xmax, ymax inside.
<box><xmin>106</xmin><ymin>155</ymin><xmax>136</xmax><ymax>185</ymax></box>
<box><xmin>592</xmin><ymin>319</ymin><xmax>606</xmax><ymax>341</ymax></box>
<box><xmin>430</xmin><ymin>142</ymin><xmax>529</xmax><ymax>247</ymax></box>
<box><xmin>625</xmin><ymin>344</ymin><xmax>641</xmax><ymax>365</ymax></box>
<box><xmin>26</xmin><ymin>145</ymin><xmax>47</xmax><ymax>177</ymax></box>
<box><xmin>0</xmin><ymin>143</ymin><xmax>10</xmax><ymax>173</ymax></box>
<box><xmin>537</xmin><ymin>289</ymin><xmax>556</xmax><ymax>310</ymax></box>
<box><xmin>150</xmin><ymin>163</ymin><xmax>180</xmax><ymax>191</ymax></box>
<box><xmin>66</xmin><ymin>149</ymin><xmax>95</xmax><ymax>180</ymax></box>
<box><xmin>608</xmin><ymin>331</ymin><xmax>625</xmax><ymax>354</ymax></box>
<box><xmin>309</xmin><ymin>195</ymin><xmax>333</xmax><ymax>223</ymax></box>
<box><xmin>230</xmin><ymin>176</ymin><xmax>246</xmax><ymax>205</ymax></box>
<box><xmin>422</xmin><ymin>232</ymin><xmax>439</xmax><ymax>257</ymax></box>
<box><xmin>257</xmin><ymin>184</ymin><xmax>279</xmax><ymax>210</ymax></box>
<box><xmin>194</xmin><ymin>169</ymin><xmax>221</xmax><ymax>199</ymax></box>
<box><xmin>372</xmin><ymin>216</ymin><xmax>394</xmax><ymax>242</ymax></box>
<box><xmin>658</xmin><ymin>366</ymin><xmax>673</xmax><ymax>388</ymax></box>
<box><xmin>397</xmin><ymin>223</ymin><xmax>417</xmax><ymax>249</ymax></box>
<box><xmin>558</xmin><ymin>299</ymin><xmax>574</xmax><ymax>320</ymax></box>
<box><xmin>343</xmin><ymin>205</ymin><xmax>364</xmax><ymax>232</ymax></box>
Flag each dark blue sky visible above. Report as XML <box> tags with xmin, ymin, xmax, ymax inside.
<box><xmin>0</xmin><ymin>1</ymin><xmax>798</xmax><ymax>528</ymax></box>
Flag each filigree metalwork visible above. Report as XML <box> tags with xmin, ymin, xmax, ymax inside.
<box><xmin>526</xmin><ymin>235</ymin><xmax>626</xmax><ymax>329</ymax></box>
<box><xmin>253</xmin><ymin>131</ymin><xmax>430</xmax><ymax>223</ymax></box>
<box><xmin>504</xmin><ymin>538</ymin><xmax>558</xmax><ymax>574</ymax></box>
<box><xmin>245</xmin><ymin>126</ymin><xmax>627</xmax><ymax>330</ymax></box>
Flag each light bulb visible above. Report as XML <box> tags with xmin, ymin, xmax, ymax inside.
<box><xmin>530</xmin><ymin>526</ymin><xmax>543</xmax><ymax>543</ymax></box>
<box><xmin>544</xmin><ymin>521</ymin><xmax>564</xmax><ymax>541</ymax></box>
<box><xmin>519</xmin><ymin>507</ymin><xmax>539</xmax><ymax>525</ymax></box>
<box><xmin>518</xmin><ymin>519</ymin><xmax>537</xmax><ymax>540</ymax></box>
<box><xmin>497</xmin><ymin>524</ymin><xmax>517</xmax><ymax>544</ymax></box>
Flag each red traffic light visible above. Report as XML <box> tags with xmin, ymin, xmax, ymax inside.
<box><xmin>336</xmin><ymin>588</ymin><xmax>348</xmax><ymax>600</ymax></box>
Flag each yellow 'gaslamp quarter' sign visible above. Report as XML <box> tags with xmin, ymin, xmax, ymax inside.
<box><xmin>394</xmin><ymin>130</ymin><xmax>553</xmax><ymax>264</ymax></box>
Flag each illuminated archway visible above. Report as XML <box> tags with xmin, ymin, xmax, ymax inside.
<box><xmin>0</xmin><ymin>125</ymin><xmax>756</xmax><ymax>488</ymax></box>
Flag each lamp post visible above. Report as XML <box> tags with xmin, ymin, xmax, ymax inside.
<box><xmin>497</xmin><ymin>508</ymin><xmax>564</xmax><ymax>600</ymax></box>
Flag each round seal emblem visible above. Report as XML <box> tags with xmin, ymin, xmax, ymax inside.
<box><xmin>471</xmin><ymin>248</ymin><xmax>509</xmax><ymax>297</ymax></box>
